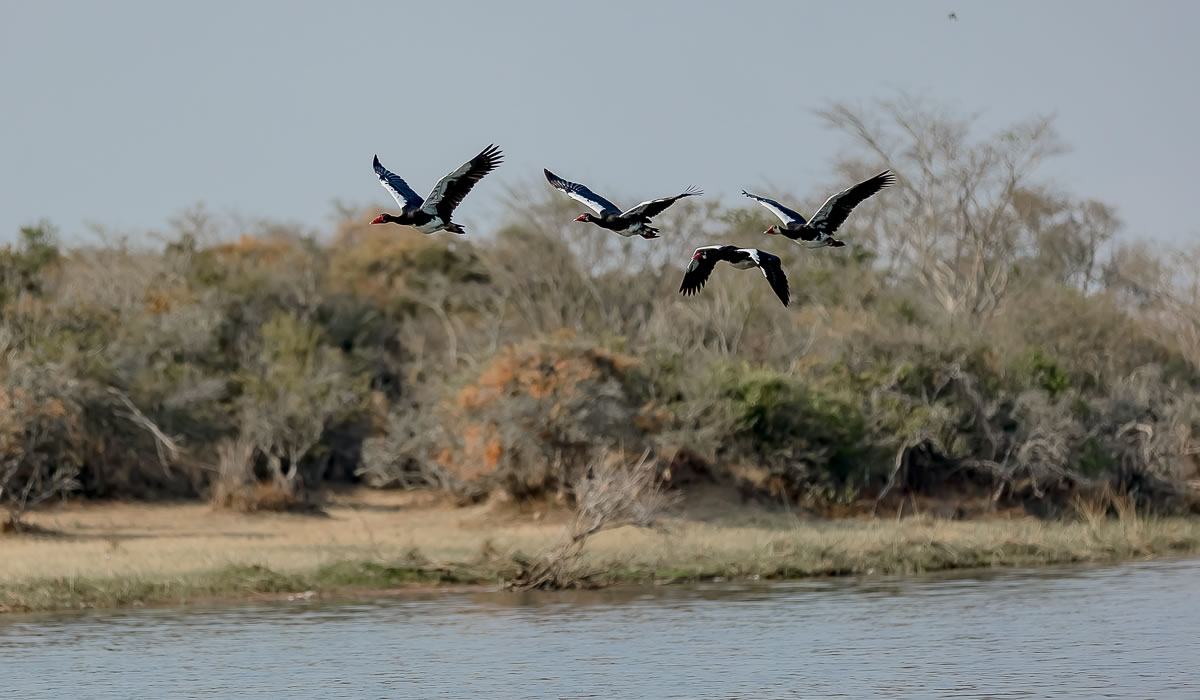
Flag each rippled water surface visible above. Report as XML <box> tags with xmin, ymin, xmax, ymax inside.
<box><xmin>3</xmin><ymin>559</ymin><xmax>1199</xmax><ymax>698</ymax></box>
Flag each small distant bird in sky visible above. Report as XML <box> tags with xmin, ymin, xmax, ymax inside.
<box><xmin>948</xmin><ymin>11</ymin><xmax>958</xmax><ymax>21</ymax></box>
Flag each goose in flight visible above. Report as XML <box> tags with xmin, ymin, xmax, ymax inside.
<box><xmin>544</xmin><ymin>168</ymin><xmax>701</xmax><ymax>239</ymax></box>
<box><xmin>679</xmin><ymin>246</ymin><xmax>790</xmax><ymax>307</ymax></box>
<box><xmin>370</xmin><ymin>144</ymin><xmax>503</xmax><ymax>234</ymax></box>
<box><xmin>742</xmin><ymin>170</ymin><xmax>895</xmax><ymax>248</ymax></box>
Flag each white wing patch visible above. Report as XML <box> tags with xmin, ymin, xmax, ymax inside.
<box><xmin>380</xmin><ymin>180</ymin><xmax>411</xmax><ymax>209</ymax></box>
<box><xmin>741</xmin><ymin>191</ymin><xmax>806</xmax><ymax>225</ymax></box>
<box><xmin>374</xmin><ymin>156</ymin><xmax>424</xmax><ymax>211</ymax></box>
<box><xmin>568</xmin><ymin>189</ymin><xmax>618</xmax><ymax>215</ymax></box>
<box><xmin>619</xmin><ymin>198</ymin><xmax>659</xmax><ymax>218</ymax></box>
<box><xmin>760</xmin><ymin>201</ymin><xmax>800</xmax><ymax>224</ymax></box>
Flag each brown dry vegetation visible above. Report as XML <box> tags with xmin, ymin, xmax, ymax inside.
<box><xmin>4</xmin><ymin>97</ymin><xmax>1200</xmax><ymax>580</ymax></box>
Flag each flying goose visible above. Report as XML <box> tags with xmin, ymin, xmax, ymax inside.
<box><xmin>370</xmin><ymin>144</ymin><xmax>503</xmax><ymax>234</ymax></box>
<box><xmin>742</xmin><ymin>170</ymin><xmax>895</xmax><ymax>248</ymax></box>
<box><xmin>544</xmin><ymin>168</ymin><xmax>701</xmax><ymax>239</ymax></box>
<box><xmin>679</xmin><ymin>245</ymin><xmax>790</xmax><ymax>307</ymax></box>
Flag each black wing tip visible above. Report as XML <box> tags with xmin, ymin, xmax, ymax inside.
<box><xmin>373</xmin><ymin>154</ymin><xmax>383</xmax><ymax>168</ymax></box>
<box><xmin>774</xmin><ymin>283</ymin><xmax>791</xmax><ymax>307</ymax></box>
<box><xmin>477</xmin><ymin>144</ymin><xmax>504</xmax><ymax>167</ymax></box>
<box><xmin>758</xmin><ymin>252</ymin><xmax>790</xmax><ymax>306</ymax></box>
<box><xmin>544</xmin><ymin>170</ymin><xmax>569</xmax><ymax>191</ymax></box>
<box><xmin>772</xmin><ymin>278</ymin><xmax>791</xmax><ymax>307</ymax></box>
<box><xmin>683</xmin><ymin>186</ymin><xmax>703</xmax><ymax>197</ymax></box>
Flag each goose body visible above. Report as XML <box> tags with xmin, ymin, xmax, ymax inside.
<box><xmin>742</xmin><ymin>170</ymin><xmax>895</xmax><ymax>248</ymax></box>
<box><xmin>544</xmin><ymin>169</ymin><xmax>701</xmax><ymax>239</ymax></box>
<box><xmin>371</xmin><ymin>144</ymin><xmax>503</xmax><ymax>234</ymax></box>
<box><xmin>679</xmin><ymin>245</ymin><xmax>790</xmax><ymax>307</ymax></box>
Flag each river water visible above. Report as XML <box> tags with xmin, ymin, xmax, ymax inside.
<box><xmin>2</xmin><ymin>559</ymin><xmax>1198</xmax><ymax>698</ymax></box>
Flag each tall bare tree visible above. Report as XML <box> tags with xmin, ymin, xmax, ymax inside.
<box><xmin>1111</xmin><ymin>241</ymin><xmax>1200</xmax><ymax>370</ymax></box>
<box><xmin>818</xmin><ymin>96</ymin><xmax>1069</xmax><ymax>320</ymax></box>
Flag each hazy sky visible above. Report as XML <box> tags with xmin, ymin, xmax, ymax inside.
<box><xmin>2</xmin><ymin>0</ymin><xmax>1198</xmax><ymax>244</ymax></box>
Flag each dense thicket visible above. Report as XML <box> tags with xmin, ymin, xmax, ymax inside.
<box><xmin>3</xmin><ymin>98</ymin><xmax>1199</xmax><ymax>526</ymax></box>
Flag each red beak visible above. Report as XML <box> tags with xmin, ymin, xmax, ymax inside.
<box><xmin>574</xmin><ymin>215</ymin><xmax>587</xmax><ymax>222</ymax></box>
<box><xmin>370</xmin><ymin>215</ymin><xmax>384</xmax><ymax>224</ymax></box>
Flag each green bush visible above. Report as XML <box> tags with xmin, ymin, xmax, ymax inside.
<box><xmin>0</xmin><ymin>224</ymin><xmax>60</xmax><ymax>307</ymax></box>
<box><xmin>1019</xmin><ymin>347</ymin><xmax>1072</xmax><ymax>398</ymax></box>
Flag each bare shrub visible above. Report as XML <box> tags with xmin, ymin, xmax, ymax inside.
<box><xmin>358</xmin><ymin>399</ymin><xmax>468</xmax><ymax>495</ymax></box>
<box><xmin>1088</xmin><ymin>367</ymin><xmax>1200</xmax><ymax>508</ymax></box>
<box><xmin>0</xmin><ymin>362</ymin><xmax>82</xmax><ymax>531</ymax></box>
<box><xmin>958</xmin><ymin>388</ymin><xmax>1082</xmax><ymax>510</ymax></box>
<box><xmin>509</xmin><ymin>449</ymin><xmax>678</xmax><ymax>590</ymax></box>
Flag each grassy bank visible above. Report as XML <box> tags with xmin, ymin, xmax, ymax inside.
<box><xmin>4</xmin><ymin>490</ymin><xmax>1199</xmax><ymax>613</ymax></box>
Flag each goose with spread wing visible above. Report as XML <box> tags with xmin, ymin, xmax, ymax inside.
<box><xmin>544</xmin><ymin>169</ymin><xmax>701</xmax><ymax>239</ymax></box>
<box><xmin>679</xmin><ymin>246</ymin><xmax>790</xmax><ymax>307</ymax></box>
<box><xmin>742</xmin><ymin>170</ymin><xmax>895</xmax><ymax>248</ymax></box>
<box><xmin>370</xmin><ymin>144</ymin><xmax>503</xmax><ymax>234</ymax></box>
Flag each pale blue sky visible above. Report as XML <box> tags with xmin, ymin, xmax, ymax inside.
<box><xmin>2</xmin><ymin>0</ymin><xmax>1197</xmax><ymax>243</ymax></box>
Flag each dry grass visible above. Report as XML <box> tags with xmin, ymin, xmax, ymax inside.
<box><xmin>3</xmin><ymin>488</ymin><xmax>1199</xmax><ymax>612</ymax></box>
<box><xmin>1</xmin><ymin>490</ymin><xmax>559</xmax><ymax>585</ymax></box>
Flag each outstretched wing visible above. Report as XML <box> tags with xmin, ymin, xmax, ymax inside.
<box><xmin>620</xmin><ymin>186</ymin><xmax>703</xmax><ymax>219</ymax></box>
<box><xmin>741</xmin><ymin>190</ymin><xmax>806</xmax><ymax>225</ymax></box>
<box><xmin>678</xmin><ymin>246</ymin><xmax>724</xmax><ymax>297</ymax></box>
<box><xmin>543</xmin><ymin>169</ymin><xmax>621</xmax><ymax>216</ymax></box>
<box><xmin>373</xmin><ymin>155</ymin><xmax>424</xmax><ymax>211</ymax></box>
<box><xmin>747</xmin><ymin>248</ymin><xmax>790</xmax><ymax>307</ymax></box>
<box><xmin>421</xmin><ymin>144</ymin><xmax>504</xmax><ymax>219</ymax></box>
<box><xmin>806</xmin><ymin>170</ymin><xmax>895</xmax><ymax>234</ymax></box>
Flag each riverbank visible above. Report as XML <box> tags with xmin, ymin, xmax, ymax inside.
<box><xmin>4</xmin><ymin>489</ymin><xmax>1199</xmax><ymax>613</ymax></box>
